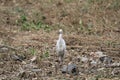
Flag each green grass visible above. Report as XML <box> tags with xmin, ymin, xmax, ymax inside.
<box><xmin>109</xmin><ymin>0</ymin><xmax>120</xmax><ymax>10</ymax></box>
<box><xmin>87</xmin><ymin>0</ymin><xmax>104</xmax><ymax>4</ymax></box>
<box><xmin>21</xmin><ymin>20</ymin><xmax>52</xmax><ymax>32</ymax></box>
<box><xmin>29</xmin><ymin>48</ymin><xmax>37</xmax><ymax>55</ymax></box>
<box><xmin>42</xmin><ymin>50</ymin><xmax>49</xmax><ymax>58</ymax></box>
<box><xmin>40</xmin><ymin>50</ymin><xmax>50</xmax><ymax>59</ymax></box>
<box><xmin>16</xmin><ymin>13</ymin><xmax>52</xmax><ymax>31</ymax></box>
<box><xmin>78</xmin><ymin>19</ymin><xmax>94</xmax><ymax>35</ymax></box>
<box><xmin>89</xmin><ymin>75</ymin><xmax>103</xmax><ymax>80</ymax></box>
<box><xmin>64</xmin><ymin>0</ymin><xmax>73</xmax><ymax>3</ymax></box>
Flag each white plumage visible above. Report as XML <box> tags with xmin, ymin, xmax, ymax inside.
<box><xmin>56</xmin><ymin>29</ymin><xmax>66</xmax><ymax>62</ymax></box>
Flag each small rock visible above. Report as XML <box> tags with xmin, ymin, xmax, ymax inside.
<box><xmin>11</xmin><ymin>54</ymin><xmax>22</xmax><ymax>62</ymax></box>
<box><xmin>107</xmin><ymin>62</ymin><xmax>120</xmax><ymax>68</ymax></box>
<box><xmin>90</xmin><ymin>60</ymin><xmax>97</xmax><ymax>66</ymax></box>
<box><xmin>99</xmin><ymin>56</ymin><xmax>106</xmax><ymax>63</ymax></box>
<box><xmin>95</xmin><ymin>51</ymin><xmax>104</xmax><ymax>57</ymax></box>
<box><xmin>18</xmin><ymin>69</ymin><xmax>26</xmax><ymax>78</ymax></box>
<box><xmin>99</xmin><ymin>56</ymin><xmax>112</xmax><ymax>64</ymax></box>
<box><xmin>80</xmin><ymin>55</ymin><xmax>89</xmax><ymax>63</ymax></box>
<box><xmin>30</xmin><ymin>56</ymin><xmax>37</xmax><ymax>62</ymax></box>
<box><xmin>0</xmin><ymin>47</ymin><xmax>9</xmax><ymax>53</ymax></box>
<box><xmin>67</xmin><ymin>63</ymin><xmax>79</xmax><ymax>75</ymax></box>
<box><xmin>111</xmin><ymin>68</ymin><xmax>120</xmax><ymax>76</ymax></box>
<box><xmin>97</xmin><ymin>68</ymin><xmax>105</xmax><ymax>71</ymax></box>
<box><xmin>31</xmin><ymin>69</ymin><xmax>41</xmax><ymax>72</ymax></box>
<box><xmin>61</xmin><ymin>63</ymin><xmax>79</xmax><ymax>75</ymax></box>
<box><xmin>22</xmin><ymin>61</ymin><xmax>27</xmax><ymax>64</ymax></box>
<box><xmin>11</xmin><ymin>54</ymin><xmax>26</xmax><ymax>62</ymax></box>
<box><xmin>61</xmin><ymin>65</ymin><xmax>67</xmax><ymax>73</ymax></box>
<box><xmin>90</xmin><ymin>51</ymin><xmax>106</xmax><ymax>58</ymax></box>
<box><xmin>47</xmin><ymin>71</ymin><xmax>52</xmax><ymax>76</ymax></box>
<box><xmin>32</xmin><ymin>78</ymin><xmax>37</xmax><ymax>80</ymax></box>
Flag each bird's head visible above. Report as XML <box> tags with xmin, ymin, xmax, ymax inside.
<box><xmin>59</xmin><ymin>29</ymin><xmax>63</xmax><ymax>34</ymax></box>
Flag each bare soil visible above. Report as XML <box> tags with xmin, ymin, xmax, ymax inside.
<box><xmin>0</xmin><ymin>0</ymin><xmax>120</xmax><ymax>80</ymax></box>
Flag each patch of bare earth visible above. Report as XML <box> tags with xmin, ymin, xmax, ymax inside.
<box><xmin>0</xmin><ymin>0</ymin><xmax>120</xmax><ymax>80</ymax></box>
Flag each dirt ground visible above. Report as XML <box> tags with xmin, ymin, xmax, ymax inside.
<box><xmin>0</xmin><ymin>0</ymin><xmax>120</xmax><ymax>80</ymax></box>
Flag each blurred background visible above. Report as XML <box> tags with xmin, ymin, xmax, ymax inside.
<box><xmin>0</xmin><ymin>0</ymin><xmax>120</xmax><ymax>79</ymax></box>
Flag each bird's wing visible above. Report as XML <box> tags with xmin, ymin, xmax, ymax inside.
<box><xmin>62</xmin><ymin>39</ymin><xmax>66</xmax><ymax>50</ymax></box>
<box><xmin>56</xmin><ymin>38</ymin><xmax>66</xmax><ymax>52</ymax></box>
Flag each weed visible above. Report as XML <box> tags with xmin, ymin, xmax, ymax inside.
<box><xmin>42</xmin><ymin>24</ymin><xmax>52</xmax><ymax>32</ymax></box>
<box><xmin>20</xmin><ymin>15</ymin><xmax>27</xmax><ymax>23</ymax></box>
<box><xmin>42</xmin><ymin>50</ymin><xmax>49</xmax><ymax>58</ymax></box>
<box><xmin>78</xmin><ymin>19</ymin><xmax>84</xmax><ymax>31</ymax></box>
<box><xmin>18</xmin><ymin>14</ymin><xmax>52</xmax><ymax>31</ymax></box>
<box><xmin>81</xmin><ymin>3</ymin><xmax>90</xmax><ymax>13</ymax></box>
<box><xmin>87</xmin><ymin>0</ymin><xmax>104</xmax><ymax>4</ymax></box>
<box><xmin>30</xmin><ymin>21</ymin><xmax>42</xmax><ymax>30</ymax></box>
<box><xmin>14</xmin><ymin>7</ymin><xmax>24</xmax><ymax>13</ymax></box>
<box><xmin>89</xmin><ymin>75</ymin><xmax>102</xmax><ymax>80</ymax></box>
<box><xmin>78</xmin><ymin>19</ymin><xmax>93</xmax><ymax>35</ymax></box>
<box><xmin>86</xmin><ymin>22</ymin><xmax>94</xmax><ymax>35</ymax></box>
<box><xmin>21</xmin><ymin>22</ymin><xmax>31</xmax><ymax>30</ymax></box>
<box><xmin>105</xmin><ymin>41</ymin><xmax>117</xmax><ymax>48</ymax></box>
<box><xmin>29</xmin><ymin>48</ymin><xmax>37</xmax><ymax>55</ymax></box>
<box><xmin>64</xmin><ymin>0</ymin><xmax>73</xmax><ymax>3</ymax></box>
<box><xmin>109</xmin><ymin>0</ymin><xmax>120</xmax><ymax>10</ymax></box>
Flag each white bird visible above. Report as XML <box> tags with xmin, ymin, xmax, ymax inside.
<box><xmin>56</xmin><ymin>29</ymin><xmax>66</xmax><ymax>62</ymax></box>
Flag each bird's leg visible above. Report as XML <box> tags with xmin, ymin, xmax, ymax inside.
<box><xmin>59</xmin><ymin>56</ymin><xmax>63</xmax><ymax>67</ymax></box>
<box><xmin>55</xmin><ymin>62</ymin><xmax>59</xmax><ymax>75</ymax></box>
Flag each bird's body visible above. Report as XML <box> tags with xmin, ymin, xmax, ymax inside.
<box><xmin>56</xmin><ymin>29</ymin><xmax>66</xmax><ymax>62</ymax></box>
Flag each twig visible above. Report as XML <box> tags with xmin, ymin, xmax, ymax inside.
<box><xmin>0</xmin><ymin>44</ymin><xmax>25</xmax><ymax>53</ymax></box>
<box><xmin>0</xmin><ymin>44</ymin><xmax>17</xmax><ymax>51</ymax></box>
<box><xmin>105</xmin><ymin>63</ymin><xmax>120</xmax><ymax>68</ymax></box>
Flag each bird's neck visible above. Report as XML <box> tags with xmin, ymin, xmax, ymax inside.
<box><xmin>59</xmin><ymin>34</ymin><xmax>62</xmax><ymax>39</ymax></box>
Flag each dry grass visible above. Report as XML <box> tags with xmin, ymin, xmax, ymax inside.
<box><xmin>0</xmin><ymin>0</ymin><xmax>120</xmax><ymax>79</ymax></box>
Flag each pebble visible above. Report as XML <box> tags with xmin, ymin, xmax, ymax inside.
<box><xmin>61</xmin><ymin>63</ymin><xmax>79</xmax><ymax>75</ymax></box>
